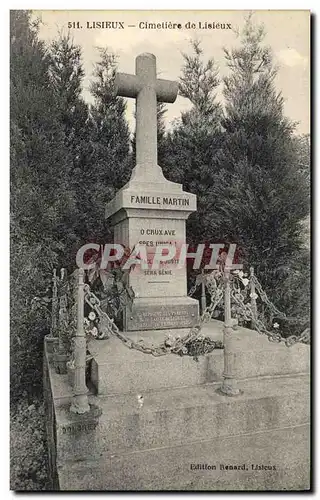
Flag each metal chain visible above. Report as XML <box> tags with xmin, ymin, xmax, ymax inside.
<box><xmin>231</xmin><ymin>284</ymin><xmax>310</xmax><ymax>347</ymax></box>
<box><xmin>252</xmin><ymin>275</ymin><xmax>306</xmax><ymax>324</ymax></box>
<box><xmin>83</xmin><ymin>269</ymin><xmax>309</xmax><ymax>353</ymax></box>
<box><xmin>252</xmin><ymin>275</ymin><xmax>310</xmax><ymax>345</ymax></box>
<box><xmin>188</xmin><ymin>270</ymin><xmax>223</xmax><ymax>297</ymax></box>
<box><xmin>84</xmin><ymin>283</ymin><xmax>224</xmax><ymax>357</ymax></box>
<box><xmin>252</xmin><ymin>275</ymin><xmax>282</xmax><ymax>313</ymax></box>
<box><xmin>187</xmin><ymin>282</ymin><xmax>198</xmax><ymax>297</ymax></box>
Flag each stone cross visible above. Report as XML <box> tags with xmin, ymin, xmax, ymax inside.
<box><xmin>115</xmin><ymin>53</ymin><xmax>178</xmax><ymax>177</ymax></box>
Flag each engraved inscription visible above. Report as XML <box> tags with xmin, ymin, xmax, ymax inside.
<box><xmin>61</xmin><ymin>421</ymin><xmax>98</xmax><ymax>434</ymax></box>
<box><xmin>130</xmin><ymin>195</ymin><xmax>190</xmax><ymax>207</ymax></box>
<box><xmin>127</xmin><ymin>304</ymin><xmax>198</xmax><ymax>331</ymax></box>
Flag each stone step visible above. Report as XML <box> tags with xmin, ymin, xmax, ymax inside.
<box><xmin>54</xmin><ymin>374</ymin><xmax>309</xmax><ymax>463</ymax></box>
<box><xmin>57</xmin><ymin>424</ymin><xmax>310</xmax><ymax>491</ymax></box>
<box><xmin>88</xmin><ymin>320</ymin><xmax>310</xmax><ymax>395</ymax></box>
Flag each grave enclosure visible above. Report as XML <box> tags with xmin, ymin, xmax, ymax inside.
<box><xmin>43</xmin><ymin>53</ymin><xmax>310</xmax><ymax>491</ymax></box>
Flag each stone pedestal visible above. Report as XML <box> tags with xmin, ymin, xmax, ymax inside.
<box><xmin>105</xmin><ymin>172</ymin><xmax>199</xmax><ymax>331</ymax></box>
<box><xmin>44</xmin><ymin>324</ymin><xmax>310</xmax><ymax>490</ymax></box>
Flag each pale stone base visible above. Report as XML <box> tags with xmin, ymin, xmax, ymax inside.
<box><xmin>88</xmin><ymin>320</ymin><xmax>309</xmax><ymax>396</ymax></box>
<box><xmin>57</xmin><ymin>425</ymin><xmax>310</xmax><ymax>491</ymax></box>
<box><xmin>43</xmin><ymin>321</ymin><xmax>310</xmax><ymax>491</ymax></box>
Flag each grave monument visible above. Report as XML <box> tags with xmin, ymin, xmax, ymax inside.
<box><xmin>43</xmin><ymin>53</ymin><xmax>310</xmax><ymax>491</ymax></box>
<box><xmin>105</xmin><ymin>52</ymin><xmax>198</xmax><ymax>331</ymax></box>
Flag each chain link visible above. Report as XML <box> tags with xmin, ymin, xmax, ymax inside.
<box><xmin>187</xmin><ymin>283</ymin><xmax>198</xmax><ymax>297</ymax></box>
<box><xmin>84</xmin><ymin>281</ymin><xmax>224</xmax><ymax>357</ymax></box>
<box><xmin>81</xmin><ymin>269</ymin><xmax>309</xmax><ymax>354</ymax></box>
<box><xmin>231</xmin><ymin>278</ymin><xmax>310</xmax><ymax>347</ymax></box>
<box><xmin>252</xmin><ymin>275</ymin><xmax>306</xmax><ymax>324</ymax></box>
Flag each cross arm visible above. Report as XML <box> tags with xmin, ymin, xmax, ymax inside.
<box><xmin>115</xmin><ymin>72</ymin><xmax>141</xmax><ymax>98</ymax></box>
<box><xmin>156</xmin><ymin>79</ymin><xmax>179</xmax><ymax>103</ymax></box>
<box><xmin>115</xmin><ymin>72</ymin><xmax>179</xmax><ymax>103</ymax></box>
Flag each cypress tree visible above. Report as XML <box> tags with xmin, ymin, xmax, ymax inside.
<box><xmin>10</xmin><ymin>11</ymin><xmax>76</xmax><ymax>396</ymax></box>
<box><xmin>49</xmin><ymin>32</ymin><xmax>95</xmax><ymax>250</ymax></box>
<box><xmin>87</xmin><ymin>48</ymin><xmax>131</xmax><ymax>243</ymax></box>
<box><xmin>162</xmin><ymin>40</ymin><xmax>223</xmax><ymax>245</ymax></box>
<box><xmin>210</xmin><ymin>15</ymin><xmax>309</xmax><ymax>314</ymax></box>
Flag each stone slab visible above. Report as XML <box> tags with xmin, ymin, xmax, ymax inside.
<box><xmin>53</xmin><ymin>375</ymin><xmax>309</xmax><ymax>462</ymax></box>
<box><xmin>88</xmin><ymin>320</ymin><xmax>310</xmax><ymax>395</ymax></box>
<box><xmin>125</xmin><ymin>296</ymin><xmax>199</xmax><ymax>330</ymax></box>
<box><xmin>43</xmin><ymin>335</ymin><xmax>310</xmax><ymax>491</ymax></box>
<box><xmin>57</xmin><ymin>424</ymin><xmax>310</xmax><ymax>491</ymax></box>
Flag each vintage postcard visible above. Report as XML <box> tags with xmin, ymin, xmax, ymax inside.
<box><xmin>10</xmin><ymin>9</ymin><xmax>310</xmax><ymax>491</ymax></box>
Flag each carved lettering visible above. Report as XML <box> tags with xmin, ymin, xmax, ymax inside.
<box><xmin>130</xmin><ymin>196</ymin><xmax>189</xmax><ymax>207</ymax></box>
<box><xmin>128</xmin><ymin>304</ymin><xmax>198</xmax><ymax>330</ymax></box>
<box><xmin>61</xmin><ymin>421</ymin><xmax>98</xmax><ymax>435</ymax></box>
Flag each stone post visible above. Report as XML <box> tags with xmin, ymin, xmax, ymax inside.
<box><xmin>53</xmin><ymin>269</ymin><xmax>70</xmax><ymax>374</ymax></box>
<box><xmin>201</xmin><ymin>269</ymin><xmax>206</xmax><ymax>314</ymax></box>
<box><xmin>70</xmin><ymin>269</ymin><xmax>90</xmax><ymax>414</ymax></box>
<box><xmin>45</xmin><ymin>269</ymin><xmax>60</xmax><ymax>355</ymax></box>
<box><xmin>250</xmin><ymin>266</ymin><xmax>258</xmax><ymax>329</ymax></box>
<box><xmin>51</xmin><ymin>269</ymin><xmax>59</xmax><ymax>337</ymax></box>
<box><xmin>58</xmin><ymin>269</ymin><xmax>67</xmax><ymax>354</ymax></box>
<box><xmin>220</xmin><ymin>269</ymin><xmax>240</xmax><ymax>396</ymax></box>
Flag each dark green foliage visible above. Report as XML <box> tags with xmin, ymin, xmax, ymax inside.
<box><xmin>86</xmin><ymin>48</ymin><xmax>131</xmax><ymax>243</ymax></box>
<box><xmin>10</xmin><ymin>22</ymin><xmax>132</xmax><ymax>488</ymax></box>
<box><xmin>49</xmin><ymin>39</ymin><xmax>132</xmax><ymax>247</ymax></box>
<box><xmin>10</xmin><ymin>11</ymin><xmax>77</xmax><ymax>398</ymax></box>
<box><xmin>50</xmin><ymin>33</ymin><xmax>85</xmax><ymax>140</ymax></box>
<box><xmin>179</xmin><ymin>39</ymin><xmax>220</xmax><ymax>115</ymax></box>
<box><xmin>292</xmin><ymin>133</ymin><xmax>310</xmax><ymax>187</ymax></box>
<box><xmin>208</xmin><ymin>16</ymin><xmax>310</xmax><ymax>316</ymax></box>
<box><xmin>90</xmin><ymin>48</ymin><xmax>131</xmax><ymax>190</ymax></box>
<box><xmin>162</xmin><ymin>40</ymin><xmax>223</xmax><ymax>245</ymax></box>
<box><xmin>11</xmin><ymin>17</ymin><xmax>132</xmax><ymax>400</ymax></box>
<box><xmin>49</xmin><ymin>32</ymin><xmax>91</xmax><ymax>258</ymax></box>
<box><xmin>271</xmin><ymin>247</ymin><xmax>310</xmax><ymax>323</ymax></box>
<box><xmin>49</xmin><ymin>32</ymin><xmax>95</xmax><ymax>250</ymax></box>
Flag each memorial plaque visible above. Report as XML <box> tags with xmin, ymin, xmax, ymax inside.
<box><xmin>125</xmin><ymin>299</ymin><xmax>199</xmax><ymax>331</ymax></box>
